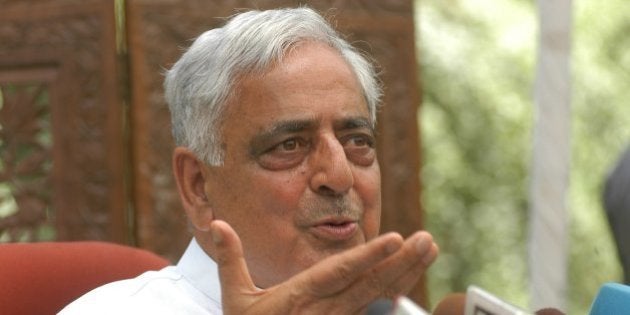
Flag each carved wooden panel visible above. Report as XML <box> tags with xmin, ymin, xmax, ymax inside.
<box><xmin>126</xmin><ymin>0</ymin><xmax>424</xmax><ymax>304</ymax></box>
<box><xmin>0</xmin><ymin>0</ymin><xmax>128</xmax><ymax>243</ymax></box>
<box><xmin>0</xmin><ymin>81</ymin><xmax>53</xmax><ymax>242</ymax></box>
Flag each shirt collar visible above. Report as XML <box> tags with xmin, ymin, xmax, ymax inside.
<box><xmin>176</xmin><ymin>238</ymin><xmax>222</xmax><ymax>305</ymax></box>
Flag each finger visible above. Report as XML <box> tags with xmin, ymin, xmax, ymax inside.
<box><xmin>423</xmin><ymin>242</ymin><xmax>439</xmax><ymax>267</ymax></box>
<box><xmin>210</xmin><ymin>220</ymin><xmax>257</xmax><ymax>295</ymax></box>
<box><xmin>384</xmin><ymin>240</ymin><xmax>440</xmax><ymax>299</ymax></box>
<box><xmin>291</xmin><ymin>232</ymin><xmax>404</xmax><ymax>298</ymax></box>
<box><xmin>341</xmin><ymin>231</ymin><xmax>437</xmax><ymax>304</ymax></box>
<box><xmin>372</xmin><ymin>232</ymin><xmax>437</xmax><ymax>297</ymax></box>
<box><xmin>374</xmin><ymin>231</ymin><xmax>436</xmax><ymax>285</ymax></box>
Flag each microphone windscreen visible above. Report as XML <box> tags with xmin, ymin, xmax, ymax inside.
<box><xmin>535</xmin><ymin>308</ymin><xmax>565</xmax><ymax>315</ymax></box>
<box><xmin>366</xmin><ymin>298</ymin><xmax>393</xmax><ymax>315</ymax></box>
<box><xmin>433</xmin><ymin>293</ymin><xmax>466</xmax><ymax>315</ymax></box>
<box><xmin>589</xmin><ymin>282</ymin><xmax>630</xmax><ymax>315</ymax></box>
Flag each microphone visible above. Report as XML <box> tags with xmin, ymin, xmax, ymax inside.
<box><xmin>432</xmin><ymin>292</ymin><xmax>565</xmax><ymax>315</ymax></box>
<box><xmin>393</xmin><ymin>296</ymin><xmax>429</xmax><ymax>315</ymax></box>
<box><xmin>432</xmin><ymin>293</ymin><xmax>466</xmax><ymax>315</ymax></box>
<box><xmin>366</xmin><ymin>287</ymin><xmax>567</xmax><ymax>315</ymax></box>
<box><xmin>465</xmin><ymin>285</ymin><xmax>528</xmax><ymax>315</ymax></box>
<box><xmin>534</xmin><ymin>308</ymin><xmax>565</xmax><ymax>315</ymax></box>
<box><xmin>365</xmin><ymin>297</ymin><xmax>429</xmax><ymax>315</ymax></box>
<box><xmin>589</xmin><ymin>282</ymin><xmax>630</xmax><ymax>315</ymax></box>
<box><xmin>366</xmin><ymin>299</ymin><xmax>393</xmax><ymax>315</ymax></box>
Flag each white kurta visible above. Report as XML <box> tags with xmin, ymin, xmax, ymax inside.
<box><xmin>59</xmin><ymin>239</ymin><xmax>223</xmax><ymax>314</ymax></box>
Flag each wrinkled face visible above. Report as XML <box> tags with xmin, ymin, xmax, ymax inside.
<box><xmin>204</xmin><ymin>42</ymin><xmax>381</xmax><ymax>288</ymax></box>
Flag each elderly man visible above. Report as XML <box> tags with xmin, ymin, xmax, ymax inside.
<box><xmin>61</xmin><ymin>7</ymin><xmax>438</xmax><ymax>314</ymax></box>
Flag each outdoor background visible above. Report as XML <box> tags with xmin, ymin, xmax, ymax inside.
<box><xmin>417</xmin><ymin>0</ymin><xmax>630</xmax><ymax>313</ymax></box>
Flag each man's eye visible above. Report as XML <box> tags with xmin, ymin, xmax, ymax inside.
<box><xmin>280</xmin><ymin>139</ymin><xmax>299</xmax><ymax>151</ymax></box>
<box><xmin>268</xmin><ymin>138</ymin><xmax>310</xmax><ymax>155</ymax></box>
<box><xmin>343</xmin><ymin>134</ymin><xmax>376</xmax><ymax>166</ymax></box>
<box><xmin>350</xmin><ymin>136</ymin><xmax>368</xmax><ymax>147</ymax></box>
<box><xmin>257</xmin><ymin>138</ymin><xmax>309</xmax><ymax>170</ymax></box>
<box><xmin>346</xmin><ymin>135</ymin><xmax>373</xmax><ymax>148</ymax></box>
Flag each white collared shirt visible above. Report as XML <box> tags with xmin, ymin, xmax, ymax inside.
<box><xmin>59</xmin><ymin>239</ymin><xmax>223</xmax><ymax>314</ymax></box>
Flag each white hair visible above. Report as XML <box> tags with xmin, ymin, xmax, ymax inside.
<box><xmin>164</xmin><ymin>7</ymin><xmax>382</xmax><ymax>165</ymax></box>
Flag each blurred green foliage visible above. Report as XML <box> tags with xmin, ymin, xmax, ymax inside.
<box><xmin>416</xmin><ymin>0</ymin><xmax>630</xmax><ymax>313</ymax></box>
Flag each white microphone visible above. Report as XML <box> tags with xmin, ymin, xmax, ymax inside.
<box><xmin>464</xmin><ymin>286</ymin><xmax>529</xmax><ymax>315</ymax></box>
<box><xmin>392</xmin><ymin>296</ymin><xmax>429</xmax><ymax>315</ymax></box>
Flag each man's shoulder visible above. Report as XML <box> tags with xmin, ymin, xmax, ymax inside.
<box><xmin>58</xmin><ymin>266</ymin><xmax>215</xmax><ymax>314</ymax></box>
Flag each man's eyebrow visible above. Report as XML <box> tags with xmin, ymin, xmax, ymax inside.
<box><xmin>335</xmin><ymin>117</ymin><xmax>374</xmax><ymax>133</ymax></box>
<box><xmin>261</xmin><ymin>119</ymin><xmax>317</xmax><ymax>138</ymax></box>
<box><xmin>249</xmin><ymin>119</ymin><xmax>316</xmax><ymax>155</ymax></box>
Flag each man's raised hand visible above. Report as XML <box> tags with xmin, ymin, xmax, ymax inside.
<box><xmin>210</xmin><ymin>220</ymin><xmax>438</xmax><ymax>315</ymax></box>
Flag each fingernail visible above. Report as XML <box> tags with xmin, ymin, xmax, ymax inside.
<box><xmin>211</xmin><ymin>226</ymin><xmax>223</xmax><ymax>245</ymax></box>
<box><xmin>415</xmin><ymin>235</ymin><xmax>430</xmax><ymax>254</ymax></box>
<box><xmin>422</xmin><ymin>249</ymin><xmax>435</xmax><ymax>266</ymax></box>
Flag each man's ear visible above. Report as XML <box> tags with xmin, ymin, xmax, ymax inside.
<box><xmin>173</xmin><ymin>147</ymin><xmax>214</xmax><ymax>231</ymax></box>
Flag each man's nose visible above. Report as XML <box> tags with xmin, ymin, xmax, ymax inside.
<box><xmin>309</xmin><ymin>135</ymin><xmax>354</xmax><ymax>196</ymax></box>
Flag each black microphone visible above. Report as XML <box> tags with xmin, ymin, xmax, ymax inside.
<box><xmin>365</xmin><ymin>296</ymin><xmax>429</xmax><ymax>315</ymax></box>
<box><xmin>366</xmin><ymin>299</ymin><xmax>393</xmax><ymax>315</ymax></box>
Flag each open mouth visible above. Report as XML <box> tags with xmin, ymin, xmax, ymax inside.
<box><xmin>311</xmin><ymin>219</ymin><xmax>358</xmax><ymax>241</ymax></box>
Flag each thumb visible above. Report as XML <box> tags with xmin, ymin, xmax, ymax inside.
<box><xmin>210</xmin><ymin>220</ymin><xmax>257</xmax><ymax>296</ymax></box>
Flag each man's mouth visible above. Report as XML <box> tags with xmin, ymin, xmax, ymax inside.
<box><xmin>310</xmin><ymin>217</ymin><xmax>358</xmax><ymax>241</ymax></box>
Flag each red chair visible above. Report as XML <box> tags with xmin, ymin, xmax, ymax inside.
<box><xmin>0</xmin><ymin>241</ymin><xmax>170</xmax><ymax>314</ymax></box>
